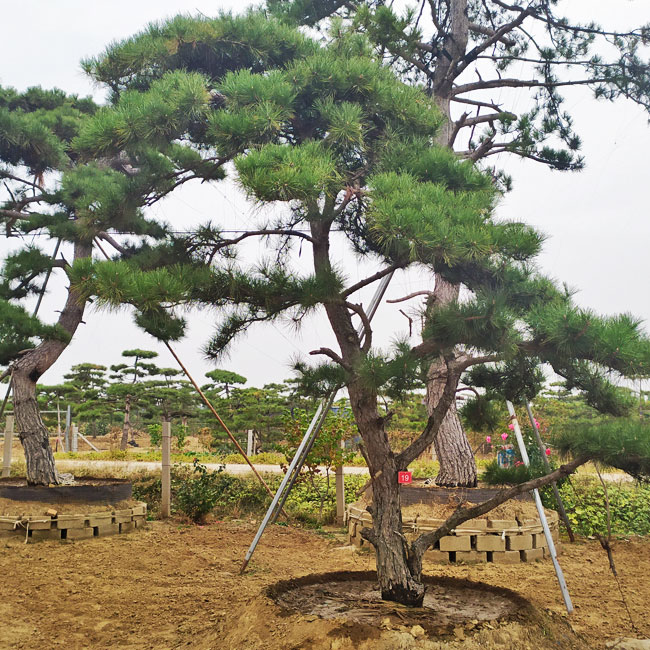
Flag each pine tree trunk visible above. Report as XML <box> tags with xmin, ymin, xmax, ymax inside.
<box><xmin>425</xmin><ymin>277</ymin><xmax>478</xmax><ymax>487</ymax></box>
<box><xmin>120</xmin><ymin>395</ymin><xmax>131</xmax><ymax>451</ymax></box>
<box><xmin>9</xmin><ymin>241</ymin><xmax>91</xmax><ymax>485</ymax></box>
<box><xmin>12</xmin><ymin>365</ymin><xmax>58</xmax><ymax>485</ymax></box>
<box><xmin>369</xmin><ymin>467</ymin><xmax>425</xmax><ymax>606</ymax></box>
<box><xmin>419</xmin><ymin>0</ymin><xmax>478</xmax><ymax>488</ymax></box>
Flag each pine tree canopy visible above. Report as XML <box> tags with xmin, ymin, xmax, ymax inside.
<box><xmin>69</xmin><ymin>11</ymin><xmax>650</xmax><ymax>427</ymax></box>
<box><xmin>267</xmin><ymin>0</ymin><xmax>650</xmax><ymax>174</ymax></box>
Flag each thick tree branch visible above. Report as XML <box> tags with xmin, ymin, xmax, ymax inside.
<box><xmin>342</xmin><ymin>264</ymin><xmax>400</xmax><ymax>298</ymax></box>
<box><xmin>0</xmin><ymin>172</ymin><xmax>45</xmax><ymax>192</ymax></box>
<box><xmin>386</xmin><ymin>290</ymin><xmax>434</xmax><ymax>304</ymax></box>
<box><xmin>308</xmin><ymin>347</ymin><xmax>350</xmax><ymax>370</ymax></box>
<box><xmin>410</xmin><ymin>454</ymin><xmax>590</xmax><ymax>560</ymax></box>
<box><xmin>453</xmin><ymin>76</ymin><xmax>612</xmax><ymax>96</ymax></box>
<box><xmin>346</xmin><ymin>301</ymin><xmax>372</xmax><ymax>353</ymax></box>
<box><xmin>468</xmin><ymin>21</ymin><xmax>516</xmax><ymax>47</ymax></box>
<box><xmin>98</xmin><ymin>231</ymin><xmax>127</xmax><ymax>255</ymax></box>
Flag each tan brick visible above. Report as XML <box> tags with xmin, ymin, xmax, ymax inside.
<box><xmin>417</xmin><ymin>518</ymin><xmax>445</xmax><ymax>529</ymax></box>
<box><xmin>0</xmin><ymin>518</ymin><xmax>19</xmax><ymax>531</ymax></box>
<box><xmin>131</xmin><ymin>503</ymin><xmax>147</xmax><ymax>516</ymax></box>
<box><xmin>23</xmin><ymin>518</ymin><xmax>53</xmax><ymax>530</ymax></box>
<box><xmin>65</xmin><ymin>527</ymin><xmax>94</xmax><ymax>540</ymax></box>
<box><xmin>113</xmin><ymin>513</ymin><xmax>133</xmax><ymax>524</ymax></box>
<box><xmin>456</xmin><ymin>518</ymin><xmax>487</xmax><ymax>531</ymax></box>
<box><xmin>533</xmin><ymin>533</ymin><xmax>548</xmax><ymax>549</ymax></box>
<box><xmin>488</xmin><ymin>519</ymin><xmax>519</xmax><ymax>531</ymax></box>
<box><xmin>522</xmin><ymin>548</ymin><xmax>544</xmax><ymax>562</ymax></box>
<box><xmin>30</xmin><ymin>529</ymin><xmax>62</xmax><ymax>541</ymax></box>
<box><xmin>95</xmin><ymin>523</ymin><xmax>119</xmax><ymax>537</ymax></box>
<box><xmin>491</xmin><ymin>550</ymin><xmax>521</xmax><ymax>564</ymax></box>
<box><xmin>424</xmin><ymin>549</ymin><xmax>449</xmax><ymax>564</ymax></box>
<box><xmin>87</xmin><ymin>513</ymin><xmax>113</xmax><ymax>527</ymax></box>
<box><xmin>476</xmin><ymin>535</ymin><xmax>506</xmax><ymax>552</ymax></box>
<box><xmin>133</xmin><ymin>518</ymin><xmax>147</xmax><ymax>529</ymax></box>
<box><xmin>56</xmin><ymin>515</ymin><xmax>86</xmax><ymax>530</ymax></box>
<box><xmin>120</xmin><ymin>521</ymin><xmax>135</xmax><ymax>534</ymax></box>
<box><xmin>506</xmin><ymin>534</ymin><xmax>533</xmax><ymax>551</ymax></box>
<box><xmin>454</xmin><ymin>551</ymin><xmax>487</xmax><ymax>564</ymax></box>
<box><xmin>440</xmin><ymin>535</ymin><xmax>471</xmax><ymax>552</ymax></box>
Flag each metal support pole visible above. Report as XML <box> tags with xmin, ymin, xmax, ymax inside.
<box><xmin>71</xmin><ymin>424</ymin><xmax>78</xmax><ymax>453</ymax></box>
<box><xmin>525</xmin><ymin>402</ymin><xmax>575</xmax><ymax>543</ymax></box>
<box><xmin>2</xmin><ymin>415</ymin><xmax>14</xmax><ymax>478</ymax></box>
<box><xmin>240</xmin><ymin>271</ymin><xmax>395</xmax><ymax>573</ymax></box>
<box><xmin>506</xmin><ymin>400</ymin><xmax>573</xmax><ymax>614</ymax></box>
<box><xmin>161</xmin><ymin>420</ymin><xmax>171</xmax><ymax>518</ymax></box>
<box><xmin>247</xmin><ymin>429</ymin><xmax>254</xmax><ymax>457</ymax></box>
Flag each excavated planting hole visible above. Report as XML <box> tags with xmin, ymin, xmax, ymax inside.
<box><xmin>271</xmin><ymin>571</ymin><xmax>527</xmax><ymax>632</ymax></box>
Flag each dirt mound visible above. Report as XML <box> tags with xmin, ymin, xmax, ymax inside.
<box><xmin>271</xmin><ymin>571</ymin><xmax>525</xmax><ymax>630</ymax></box>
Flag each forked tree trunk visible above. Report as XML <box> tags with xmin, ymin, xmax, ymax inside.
<box><xmin>10</xmin><ymin>241</ymin><xmax>91</xmax><ymax>485</ymax></box>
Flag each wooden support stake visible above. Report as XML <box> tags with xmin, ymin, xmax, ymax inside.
<box><xmin>76</xmin><ymin>431</ymin><xmax>100</xmax><ymax>452</ymax></box>
<box><xmin>71</xmin><ymin>424</ymin><xmax>78</xmax><ymax>453</ymax></box>
<box><xmin>164</xmin><ymin>341</ymin><xmax>288</xmax><ymax>518</ymax></box>
<box><xmin>161</xmin><ymin>420</ymin><xmax>171</xmax><ymax>518</ymax></box>
<box><xmin>2</xmin><ymin>415</ymin><xmax>14</xmax><ymax>478</ymax></box>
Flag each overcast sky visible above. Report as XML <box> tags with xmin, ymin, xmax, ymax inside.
<box><xmin>2</xmin><ymin>1</ymin><xmax>649</xmax><ymax>390</ymax></box>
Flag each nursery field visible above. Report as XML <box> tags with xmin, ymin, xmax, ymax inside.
<box><xmin>1</xmin><ymin>519</ymin><xmax>649</xmax><ymax>649</ymax></box>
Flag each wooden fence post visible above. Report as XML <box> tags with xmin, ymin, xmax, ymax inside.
<box><xmin>71</xmin><ymin>424</ymin><xmax>78</xmax><ymax>453</ymax></box>
<box><xmin>2</xmin><ymin>415</ymin><xmax>14</xmax><ymax>478</ymax></box>
<box><xmin>161</xmin><ymin>420</ymin><xmax>171</xmax><ymax>518</ymax></box>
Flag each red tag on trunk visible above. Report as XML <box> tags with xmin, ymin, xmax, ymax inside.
<box><xmin>398</xmin><ymin>471</ymin><xmax>412</xmax><ymax>484</ymax></box>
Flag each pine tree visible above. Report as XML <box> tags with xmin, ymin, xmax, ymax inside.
<box><xmin>267</xmin><ymin>0</ymin><xmax>650</xmax><ymax>486</ymax></box>
<box><xmin>69</xmin><ymin>12</ymin><xmax>650</xmax><ymax>606</ymax></box>
<box><xmin>0</xmin><ymin>74</ymin><xmax>236</xmax><ymax>484</ymax></box>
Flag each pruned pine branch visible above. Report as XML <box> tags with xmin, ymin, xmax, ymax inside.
<box><xmin>408</xmin><ymin>455</ymin><xmax>590</xmax><ymax>560</ymax></box>
<box><xmin>346</xmin><ymin>301</ymin><xmax>372</xmax><ymax>353</ymax></box>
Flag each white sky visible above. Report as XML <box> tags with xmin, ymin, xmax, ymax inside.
<box><xmin>1</xmin><ymin>1</ymin><xmax>649</xmax><ymax>389</ymax></box>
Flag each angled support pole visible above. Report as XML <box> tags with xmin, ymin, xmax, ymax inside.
<box><xmin>506</xmin><ymin>400</ymin><xmax>573</xmax><ymax>614</ymax></box>
<box><xmin>240</xmin><ymin>271</ymin><xmax>395</xmax><ymax>573</ymax></box>
<box><xmin>525</xmin><ymin>402</ymin><xmax>575</xmax><ymax>543</ymax></box>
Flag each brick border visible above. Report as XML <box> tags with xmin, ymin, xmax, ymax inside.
<box><xmin>346</xmin><ymin>504</ymin><xmax>559</xmax><ymax>564</ymax></box>
<box><xmin>0</xmin><ymin>502</ymin><xmax>147</xmax><ymax>543</ymax></box>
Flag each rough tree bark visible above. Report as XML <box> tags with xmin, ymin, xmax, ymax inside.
<box><xmin>425</xmin><ymin>276</ymin><xmax>478</xmax><ymax>487</ymax></box>
<box><xmin>423</xmin><ymin>0</ymin><xmax>479</xmax><ymax>487</ymax></box>
<box><xmin>120</xmin><ymin>394</ymin><xmax>132</xmax><ymax>451</ymax></box>
<box><xmin>10</xmin><ymin>241</ymin><xmax>91</xmax><ymax>485</ymax></box>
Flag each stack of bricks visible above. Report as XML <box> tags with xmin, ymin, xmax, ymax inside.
<box><xmin>0</xmin><ymin>502</ymin><xmax>147</xmax><ymax>542</ymax></box>
<box><xmin>346</xmin><ymin>505</ymin><xmax>560</xmax><ymax>564</ymax></box>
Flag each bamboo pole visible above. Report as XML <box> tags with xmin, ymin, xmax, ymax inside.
<box><xmin>163</xmin><ymin>341</ymin><xmax>287</xmax><ymax>517</ymax></box>
<box><xmin>161</xmin><ymin>420</ymin><xmax>171</xmax><ymax>518</ymax></box>
<box><xmin>335</xmin><ymin>439</ymin><xmax>345</xmax><ymax>526</ymax></box>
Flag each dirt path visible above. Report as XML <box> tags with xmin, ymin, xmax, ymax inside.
<box><xmin>1</xmin><ymin>520</ymin><xmax>648</xmax><ymax>649</ymax></box>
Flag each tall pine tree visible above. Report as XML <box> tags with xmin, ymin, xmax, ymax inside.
<box><xmin>70</xmin><ymin>12</ymin><xmax>650</xmax><ymax>605</ymax></box>
<box><xmin>267</xmin><ymin>0</ymin><xmax>650</xmax><ymax>486</ymax></box>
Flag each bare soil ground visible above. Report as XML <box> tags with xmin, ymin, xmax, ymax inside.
<box><xmin>1</xmin><ymin>518</ymin><xmax>648</xmax><ymax>650</ymax></box>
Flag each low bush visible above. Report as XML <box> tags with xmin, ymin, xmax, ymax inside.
<box><xmin>558</xmin><ymin>477</ymin><xmax>650</xmax><ymax>537</ymax></box>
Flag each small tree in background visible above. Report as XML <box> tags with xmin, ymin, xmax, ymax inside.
<box><xmin>202</xmin><ymin>369</ymin><xmax>247</xmax><ymax>398</ymax></box>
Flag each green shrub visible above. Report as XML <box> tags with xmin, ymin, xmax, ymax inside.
<box><xmin>559</xmin><ymin>477</ymin><xmax>650</xmax><ymax>537</ymax></box>
<box><xmin>174</xmin><ymin>460</ymin><xmax>225</xmax><ymax>523</ymax></box>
